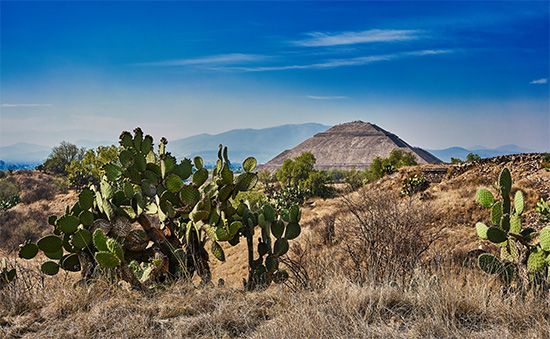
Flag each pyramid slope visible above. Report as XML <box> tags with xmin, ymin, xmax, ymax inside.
<box><xmin>262</xmin><ymin>121</ymin><xmax>441</xmax><ymax>170</ymax></box>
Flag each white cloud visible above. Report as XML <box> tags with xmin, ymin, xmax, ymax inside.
<box><xmin>292</xmin><ymin>29</ymin><xmax>423</xmax><ymax>47</ymax></box>
<box><xmin>133</xmin><ymin>53</ymin><xmax>265</xmax><ymax>66</ymax></box>
<box><xmin>1</xmin><ymin>103</ymin><xmax>52</xmax><ymax>108</ymax></box>
<box><xmin>530</xmin><ymin>78</ymin><xmax>548</xmax><ymax>85</ymax></box>
<box><xmin>306</xmin><ymin>95</ymin><xmax>348</xmax><ymax>100</ymax></box>
<box><xmin>216</xmin><ymin>49</ymin><xmax>453</xmax><ymax>72</ymax></box>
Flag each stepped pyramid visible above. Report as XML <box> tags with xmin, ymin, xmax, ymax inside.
<box><xmin>262</xmin><ymin>121</ymin><xmax>441</xmax><ymax>170</ymax></box>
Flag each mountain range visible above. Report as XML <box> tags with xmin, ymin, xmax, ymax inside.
<box><xmin>0</xmin><ymin>123</ymin><xmax>539</xmax><ymax>168</ymax></box>
<box><xmin>426</xmin><ymin>145</ymin><xmax>535</xmax><ymax>162</ymax></box>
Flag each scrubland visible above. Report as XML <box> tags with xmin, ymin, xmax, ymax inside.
<box><xmin>1</xmin><ymin>154</ymin><xmax>549</xmax><ymax>338</ymax></box>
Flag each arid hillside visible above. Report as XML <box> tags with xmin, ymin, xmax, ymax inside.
<box><xmin>0</xmin><ymin>154</ymin><xmax>549</xmax><ymax>338</ymax></box>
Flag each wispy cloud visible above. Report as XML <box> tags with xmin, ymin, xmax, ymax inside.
<box><xmin>1</xmin><ymin>103</ymin><xmax>52</xmax><ymax>108</ymax></box>
<box><xmin>216</xmin><ymin>49</ymin><xmax>453</xmax><ymax>72</ymax></box>
<box><xmin>133</xmin><ymin>53</ymin><xmax>266</xmax><ymax>66</ymax></box>
<box><xmin>530</xmin><ymin>78</ymin><xmax>548</xmax><ymax>85</ymax></box>
<box><xmin>292</xmin><ymin>29</ymin><xmax>423</xmax><ymax>47</ymax></box>
<box><xmin>306</xmin><ymin>95</ymin><xmax>348</xmax><ymax>100</ymax></box>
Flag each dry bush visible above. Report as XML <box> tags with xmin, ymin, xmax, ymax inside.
<box><xmin>339</xmin><ymin>191</ymin><xmax>442</xmax><ymax>285</ymax></box>
<box><xmin>0</xmin><ymin>208</ymin><xmax>49</xmax><ymax>251</ymax></box>
<box><xmin>6</xmin><ymin>171</ymin><xmax>64</xmax><ymax>204</ymax></box>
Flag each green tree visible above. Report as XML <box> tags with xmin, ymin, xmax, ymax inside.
<box><xmin>344</xmin><ymin>169</ymin><xmax>366</xmax><ymax>191</ymax></box>
<box><xmin>66</xmin><ymin>145</ymin><xmax>120</xmax><ymax>187</ymax></box>
<box><xmin>41</xmin><ymin>142</ymin><xmax>85</xmax><ymax>175</ymax></box>
<box><xmin>466</xmin><ymin>153</ymin><xmax>481</xmax><ymax>162</ymax></box>
<box><xmin>450</xmin><ymin>157</ymin><xmax>463</xmax><ymax>164</ymax></box>
<box><xmin>302</xmin><ymin>170</ymin><xmax>332</xmax><ymax>198</ymax></box>
<box><xmin>365</xmin><ymin>149</ymin><xmax>418</xmax><ymax>182</ymax></box>
<box><xmin>276</xmin><ymin>152</ymin><xmax>316</xmax><ymax>186</ymax></box>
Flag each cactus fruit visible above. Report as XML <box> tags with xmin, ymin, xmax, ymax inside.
<box><xmin>17</xmin><ymin>129</ymin><xmax>302</xmax><ymax>290</ymax></box>
<box><xmin>474</xmin><ymin>167</ymin><xmax>549</xmax><ymax>292</ymax></box>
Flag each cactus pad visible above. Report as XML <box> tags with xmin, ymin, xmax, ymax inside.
<box><xmin>478</xmin><ymin>253</ymin><xmax>502</xmax><ymax>275</ymax></box>
<box><xmin>539</xmin><ymin>226</ymin><xmax>550</xmax><ymax>251</ymax></box>
<box><xmin>242</xmin><ymin>157</ymin><xmax>257</xmax><ymax>173</ymax></box>
<box><xmin>18</xmin><ymin>243</ymin><xmax>38</xmax><ymax>259</ymax></box>
<box><xmin>95</xmin><ymin>251</ymin><xmax>121</xmax><ymax>268</ymax></box>
<box><xmin>273</xmin><ymin>238</ymin><xmax>289</xmax><ymax>256</ymax></box>
<box><xmin>192</xmin><ymin>168</ymin><xmax>208</xmax><ymax>187</ymax></box>
<box><xmin>514</xmin><ymin>191</ymin><xmax>524</xmax><ymax>215</ymax></box>
<box><xmin>475</xmin><ymin>222</ymin><xmax>488</xmax><ymax>240</ymax></box>
<box><xmin>179</xmin><ymin>185</ymin><xmax>200</xmax><ymax>206</ymax></box>
<box><xmin>41</xmin><ymin>261</ymin><xmax>60</xmax><ymax>276</ymax></box>
<box><xmin>37</xmin><ymin>235</ymin><xmax>63</xmax><ymax>253</ymax></box>
<box><xmin>271</xmin><ymin>220</ymin><xmax>284</xmax><ymax>238</ymax></box>
<box><xmin>486</xmin><ymin>227</ymin><xmax>507</xmax><ymax>244</ymax></box>
<box><xmin>79</xmin><ymin>210</ymin><xmax>94</xmax><ymax>227</ymax></box>
<box><xmin>509</xmin><ymin>214</ymin><xmax>521</xmax><ymax>234</ymax></box>
<box><xmin>211</xmin><ymin>241</ymin><xmax>225</xmax><ymax>261</ymax></box>
<box><xmin>71</xmin><ymin>228</ymin><xmax>92</xmax><ymax>250</ymax></box>
<box><xmin>476</xmin><ymin>188</ymin><xmax>495</xmax><ymax>208</ymax></box>
<box><xmin>498</xmin><ymin>168</ymin><xmax>512</xmax><ymax>196</ymax></box>
<box><xmin>284</xmin><ymin>222</ymin><xmax>301</xmax><ymax>240</ymax></box>
<box><xmin>79</xmin><ymin>188</ymin><xmax>94</xmax><ymax>210</ymax></box>
<box><xmin>107</xmin><ymin>238</ymin><xmax>124</xmax><ymax>261</ymax></box>
<box><xmin>165</xmin><ymin>174</ymin><xmax>183</xmax><ymax>193</ymax></box>
<box><xmin>93</xmin><ymin>229</ymin><xmax>109</xmax><ymax>251</ymax></box>
<box><xmin>61</xmin><ymin>253</ymin><xmax>81</xmax><ymax>272</ymax></box>
<box><xmin>57</xmin><ymin>215</ymin><xmax>80</xmax><ymax>234</ymax></box>
<box><xmin>527</xmin><ymin>249</ymin><xmax>546</xmax><ymax>273</ymax></box>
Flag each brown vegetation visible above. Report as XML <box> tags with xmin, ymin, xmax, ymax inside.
<box><xmin>1</xmin><ymin>154</ymin><xmax>549</xmax><ymax>337</ymax></box>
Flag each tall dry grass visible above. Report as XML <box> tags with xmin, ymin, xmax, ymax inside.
<box><xmin>1</xmin><ymin>263</ymin><xmax>548</xmax><ymax>338</ymax></box>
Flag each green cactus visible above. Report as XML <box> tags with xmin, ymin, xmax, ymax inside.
<box><xmin>0</xmin><ymin>258</ymin><xmax>16</xmax><ymax>287</ymax></box>
<box><xmin>17</xmin><ymin>128</ymin><xmax>302</xmax><ymax>290</ymax></box>
<box><xmin>474</xmin><ymin>167</ymin><xmax>549</xmax><ymax>293</ymax></box>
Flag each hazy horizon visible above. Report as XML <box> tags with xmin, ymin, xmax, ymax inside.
<box><xmin>1</xmin><ymin>2</ymin><xmax>549</xmax><ymax>151</ymax></box>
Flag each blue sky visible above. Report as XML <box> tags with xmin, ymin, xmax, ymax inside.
<box><xmin>1</xmin><ymin>1</ymin><xmax>549</xmax><ymax>150</ymax></box>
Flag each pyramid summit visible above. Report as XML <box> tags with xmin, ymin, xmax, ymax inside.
<box><xmin>262</xmin><ymin>120</ymin><xmax>441</xmax><ymax>170</ymax></box>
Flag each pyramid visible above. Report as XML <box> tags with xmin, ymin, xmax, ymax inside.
<box><xmin>261</xmin><ymin>121</ymin><xmax>441</xmax><ymax>170</ymax></box>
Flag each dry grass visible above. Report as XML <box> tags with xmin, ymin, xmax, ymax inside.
<box><xmin>1</xmin><ymin>265</ymin><xmax>548</xmax><ymax>339</ymax></box>
<box><xmin>1</xmin><ymin>157</ymin><xmax>549</xmax><ymax>338</ymax></box>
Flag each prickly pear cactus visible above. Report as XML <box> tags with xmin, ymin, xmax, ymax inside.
<box><xmin>0</xmin><ymin>258</ymin><xmax>16</xmax><ymax>288</ymax></box>
<box><xmin>18</xmin><ymin>128</ymin><xmax>302</xmax><ymax>290</ymax></box>
<box><xmin>474</xmin><ymin>168</ymin><xmax>549</xmax><ymax>293</ymax></box>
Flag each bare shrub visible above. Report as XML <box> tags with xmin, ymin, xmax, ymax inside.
<box><xmin>339</xmin><ymin>191</ymin><xmax>442</xmax><ymax>285</ymax></box>
<box><xmin>310</xmin><ymin>214</ymin><xmax>336</xmax><ymax>245</ymax></box>
<box><xmin>0</xmin><ymin>209</ymin><xmax>48</xmax><ymax>251</ymax></box>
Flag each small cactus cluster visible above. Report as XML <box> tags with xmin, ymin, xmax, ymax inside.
<box><xmin>241</xmin><ymin>204</ymin><xmax>301</xmax><ymax>289</ymax></box>
<box><xmin>18</xmin><ymin>128</ymin><xmax>301</xmax><ymax>289</ymax></box>
<box><xmin>400</xmin><ymin>174</ymin><xmax>429</xmax><ymax>196</ymax></box>
<box><xmin>535</xmin><ymin>198</ymin><xmax>550</xmax><ymax>223</ymax></box>
<box><xmin>475</xmin><ymin>168</ymin><xmax>550</xmax><ymax>290</ymax></box>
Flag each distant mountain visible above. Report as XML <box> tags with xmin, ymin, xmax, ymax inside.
<box><xmin>168</xmin><ymin>123</ymin><xmax>330</xmax><ymax>164</ymax></box>
<box><xmin>0</xmin><ymin>143</ymin><xmax>51</xmax><ymax>163</ymax></box>
<box><xmin>428</xmin><ymin>144</ymin><xmax>535</xmax><ymax>162</ymax></box>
